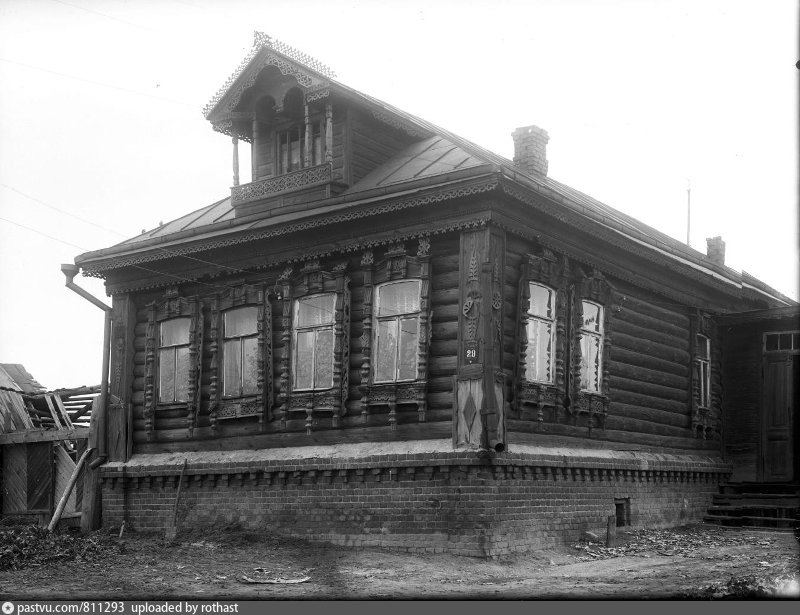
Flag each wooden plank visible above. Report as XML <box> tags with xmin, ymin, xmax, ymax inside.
<box><xmin>53</xmin><ymin>396</ymin><xmax>73</xmax><ymax>429</ymax></box>
<box><xmin>44</xmin><ymin>395</ymin><xmax>63</xmax><ymax>429</ymax></box>
<box><xmin>2</xmin><ymin>444</ymin><xmax>27</xmax><ymax>513</ymax></box>
<box><xmin>53</xmin><ymin>443</ymin><xmax>78</xmax><ymax>513</ymax></box>
<box><xmin>26</xmin><ymin>442</ymin><xmax>53</xmax><ymax>513</ymax></box>
<box><xmin>0</xmin><ymin>427</ymin><xmax>90</xmax><ymax>445</ymax></box>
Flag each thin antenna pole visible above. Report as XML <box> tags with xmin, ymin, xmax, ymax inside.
<box><xmin>686</xmin><ymin>179</ymin><xmax>691</xmax><ymax>246</ymax></box>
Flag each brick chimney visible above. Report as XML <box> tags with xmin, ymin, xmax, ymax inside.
<box><xmin>512</xmin><ymin>125</ymin><xmax>549</xmax><ymax>176</ymax></box>
<box><xmin>706</xmin><ymin>236</ymin><xmax>726</xmax><ymax>266</ymax></box>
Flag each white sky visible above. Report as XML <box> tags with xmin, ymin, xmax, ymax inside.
<box><xmin>0</xmin><ymin>0</ymin><xmax>797</xmax><ymax>390</ymax></box>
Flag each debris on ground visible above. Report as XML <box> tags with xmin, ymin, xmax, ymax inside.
<box><xmin>0</xmin><ymin>525</ymin><xmax>120</xmax><ymax>571</ymax></box>
<box><xmin>573</xmin><ymin>526</ymin><xmax>778</xmax><ymax>560</ymax></box>
<box><xmin>240</xmin><ymin>575</ymin><xmax>310</xmax><ymax>584</ymax></box>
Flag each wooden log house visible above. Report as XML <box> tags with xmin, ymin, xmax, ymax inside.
<box><xmin>72</xmin><ymin>33</ymin><xmax>795</xmax><ymax>555</ymax></box>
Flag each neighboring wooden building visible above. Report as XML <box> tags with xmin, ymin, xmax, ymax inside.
<box><xmin>72</xmin><ymin>34</ymin><xmax>795</xmax><ymax>555</ymax></box>
<box><xmin>0</xmin><ymin>365</ymin><xmax>91</xmax><ymax>524</ymax></box>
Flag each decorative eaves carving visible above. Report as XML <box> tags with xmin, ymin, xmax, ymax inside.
<box><xmin>83</xmin><ymin>180</ymin><xmax>499</xmax><ymax>278</ymax></box>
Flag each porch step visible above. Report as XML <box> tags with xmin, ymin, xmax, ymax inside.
<box><xmin>704</xmin><ymin>483</ymin><xmax>799</xmax><ymax>531</ymax></box>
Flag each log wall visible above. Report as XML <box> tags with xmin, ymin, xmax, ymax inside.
<box><xmin>503</xmin><ymin>234</ymin><xmax>714</xmax><ymax>452</ymax></box>
<box><xmin>128</xmin><ymin>235</ymin><xmax>461</xmax><ymax>454</ymax></box>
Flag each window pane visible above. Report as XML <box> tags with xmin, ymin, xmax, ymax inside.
<box><xmin>696</xmin><ymin>335</ymin><xmax>710</xmax><ymax>360</ymax></box>
<box><xmin>779</xmin><ymin>333</ymin><xmax>792</xmax><ymax>350</ymax></box>
<box><xmin>526</xmin><ymin>320</ymin><xmax>553</xmax><ymax>383</ymax></box>
<box><xmin>296</xmin><ymin>294</ymin><xmax>335</xmax><ymax>327</ymax></box>
<box><xmin>224</xmin><ymin>306</ymin><xmax>258</xmax><ymax>338</ymax></box>
<box><xmin>160</xmin><ymin>318</ymin><xmax>190</xmax><ymax>347</ymax></box>
<box><xmin>158</xmin><ymin>348</ymin><xmax>175</xmax><ymax>403</ymax></box>
<box><xmin>581</xmin><ymin>302</ymin><xmax>602</xmax><ymax>333</ymax></box>
<box><xmin>313</xmin><ymin>124</ymin><xmax>322</xmax><ymax>165</ymax></box>
<box><xmin>175</xmin><ymin>346</ymin><xmax>191</xmax><ymax>402</ymax></box>
<box><xmin>242</xmin><ymin>336</ymin><xmax>259</xmax><ymax>395</ymax></box>
<box><xmin>223</xmin><ymin>339</ymin><xmax>241</xmax><ymax>397</ymax></box>
<box><xmin>398</xmin><ymin>317</ymin><xmax>419</xmax><ymax>380</ymax></box>
<box><xmin>290</xmin><ymin>133</ymin><xmax>301</xmax><ymax>171</ymax></box>
<box><xmin>314</xmin><ymin>328</ymin><xmax>334</xmax><ymax>389</ymax></box>
<box><xmin>766</xmin><ymin>334</ymin><xmax>779</xmax><ymax>351</ymax></box>
<box><xmin>377</xmin><ymin>281</ymin><xmax>420</xmax><ymax>317</ymax></box>
<box><xmin>294</xmin><ymin>330</ymin><xmax>315</xmax><ymax>389</ymax></box>
<box><xmin>794</xmin><ymin>333</ymin><xmax>800</xmax><ymax>350</ymax></box>
<box><xmin>375</xmin><ymin>319</ymin><xmax>398</xmax><ymax>382</ymax></box>
<box><xmin>528</xmin><ymin>284</ymin><xmax>553</xmax><ymax>318</ymax></box>
<box><xmin>581</xmin><ymin>333</ymin><xmax>602</xmax><ymax>392</ymax></box>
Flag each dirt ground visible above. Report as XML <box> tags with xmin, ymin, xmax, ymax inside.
<box><xmin>1</xmin><ymin>523</ymin><xmax>798</xmax><ymax>600</ymax></box>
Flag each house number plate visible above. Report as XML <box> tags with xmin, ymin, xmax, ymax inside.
<box><xmin>464</xmin><ymin>341</ymin><xmax>479</xmax><ymax>364</ymax></box>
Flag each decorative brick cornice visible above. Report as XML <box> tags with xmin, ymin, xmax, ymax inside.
<box><xmin>99</xmin><ymin>449</ymin><xmax>731</xmax><ymax>490</ymax></box>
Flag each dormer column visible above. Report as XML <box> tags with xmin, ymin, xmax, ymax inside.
<box><xmin>232</xmin><ymin>136</ymin><xmax>240</xmax><ymax>186</ymax></box>
<box><xmin>303</xmin><ymin>102</ymin><xmax>312</xmax><ymax>168</ymax></box>
<box><xmin>325</xmin><ymin>102</ymin><xmax>333</xmax><ymax>164</ymax></box>
<box><xmin>251</xmin><ymin>117</ymin><xmax>260</xmax><ymax>181</ymax></box>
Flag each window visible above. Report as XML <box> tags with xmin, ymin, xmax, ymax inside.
<box><xmin>764</xmin><ymin>331</ymin><xmax>800</xmax><ymax>352</ymax></box>
<box><xmin>293</xmin><ymin>293</ymin><xmax>336</xmax><ymax>390</ymax></box>
<box><xmin>276</xmin><ymin>120</ymin><xmax>323</xmax><ymax>174</ymax></box>
<box><xmin>222</xmin><ymin>306</ymin><xmax>259</xmax><ymax>397</ymax></box>
<box><xmin>374</xmin><ymin>280</ymin><xmax>421</xmax><ymax>383</ymax></box>
<box><xmin>158</xmin><ymin>318</ymin><xmax>191</xmax><ymax>403</ymax></box>
<box><xmin>524</xmin><ymin>283</ymin><xmax>556</xmax><ymax>383</ymax></box>
<box><xmin>579</xmin><ymin>301</ymin><xmax>604</xmax><ymax>393</ymax></box>
<box><xmin>695</xmin><ymin>334</ymin><xmax>711</xmax><ymax>408</ymax></box>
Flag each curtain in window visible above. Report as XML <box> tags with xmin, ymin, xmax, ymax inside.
<box><xmin>158</xmin><ymin>317</ymin><xmax>191</xmax><ymax>403</ymax></box>
<box><xmin>293</xmin><ymin>294</ymin><xmax>336</xmax><ymax>390</ymax></box>
<box><xmin>374</xmin><ymin>280</ymin><xmax>421</xmax><ymax>383</ymax></box>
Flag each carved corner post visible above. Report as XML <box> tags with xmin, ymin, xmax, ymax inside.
<box><xmin>453</xmin><ymin>226</ymin><xmax>506</xmax><ymax>452</ymax></box>
<box><xmin>108</xmin><ymin>294</ymin><xmax>137</xmax><ymax>462</ymax></box>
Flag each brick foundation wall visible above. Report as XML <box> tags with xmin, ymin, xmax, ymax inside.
<box><xmin>100</xmin><ymin>442</ymin><xmax>729</xmax><ymax>557</ymax></box>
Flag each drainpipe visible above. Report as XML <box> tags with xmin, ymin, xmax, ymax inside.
<box><xmin>61</xmin><ymin>263</ymin><xmax>110</xmax><ymax>466</ymax></box>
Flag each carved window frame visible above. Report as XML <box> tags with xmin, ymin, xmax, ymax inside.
<box><xmin>208</xmin><ymin>284</ymin><xmax>273</xmax><ymax>432</ymax></box>
<box><xmin>514</xmin><ymin>250</ymin><xmax>569</xmax><ymax>420</ymax></box>
<box><xmin>277</xmin><ymin>260</ymin><xmax>350</xmax><ymax>432</ymax></box>
<box><xmin>143</xmin><ymin>288</ymin><xmax>203</xmax><ymax>439</ymax></box>
<box><xmin>569</xmin><ymin>269</ymin><xmax>613</xmax><ymax>430</ymax></box>
<box><xmin>359</xmin><ymin>239</ymin><xmax>432</xmax><ymax>429</ymax></box>
<box><xmin>689</xmin><ymin>311</ymin><xmax>718</xmax><ymax>439</ymax></box>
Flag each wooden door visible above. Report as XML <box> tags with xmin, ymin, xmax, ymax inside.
<box><xmin>762</xmin><ymin>354</ymin><xmax>796</xmax><ymax>481</ymax></box>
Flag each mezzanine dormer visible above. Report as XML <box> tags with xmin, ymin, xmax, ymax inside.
<box><xmin>204</xmin><ymin>33</ymin><xmax>428</xmax><ymax>219</ymax></box>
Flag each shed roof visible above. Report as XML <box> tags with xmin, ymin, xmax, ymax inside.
<box><xmin>0</xmin><ymin>363</ymin><xmax>46</xmax><ymax>394</ymax></box>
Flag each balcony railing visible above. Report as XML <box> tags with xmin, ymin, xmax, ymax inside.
<box><xmin>231</xmin><ymin>163</ymin><xmax>332</xmax><ymax>206</ymax></box>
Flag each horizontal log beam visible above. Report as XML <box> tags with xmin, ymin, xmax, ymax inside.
<box><xmin>0</xmin><ymin>427</ymin><xmax>89</xmax><ymax>444</ymax></box>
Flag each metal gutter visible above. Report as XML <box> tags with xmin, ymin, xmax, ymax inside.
<box><xmin>60</xmin><ymin>263</ymin><xmax>110</xmax><ymax>465</ymax></box>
